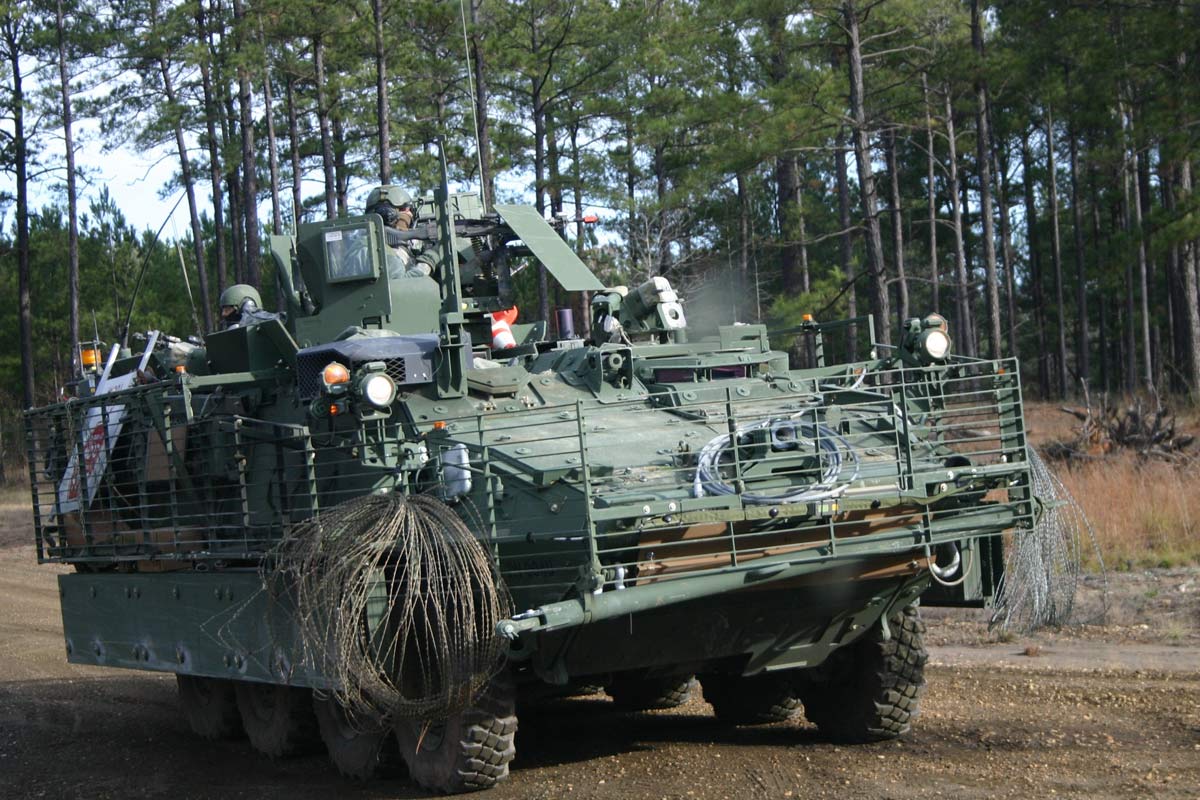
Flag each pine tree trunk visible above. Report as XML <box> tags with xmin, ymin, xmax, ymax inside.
<box><xmin>1162</xmin><ymin>164</ymin><xmax>1183</xmax><ymax>392</ymax></box>
<box><xmin>261</xmin><ymin>57</ymin><xmax>283</xmax><ymax>309</ymax></box>
<box><xmin>971</xmin><ymin>0</ymin><xmax>1001</xmax><ymax>360</ymax></box>
<box><xmin>569</xmin><ymin>118</ymin><xmax>589</xmax><ymax>335</ymax></box>
<box><xmin>227</xmin><ymin>171</ymin><xmax>245</xmax><ymax>285</ymax></box>
<box><xmin>532</xmin><ymin>81</ymin><xmax>549</xmax><ymax>322</ymax></box>
<box><xmin>625</xmin><ymin>115</ymin><xmax>636</xmax><ymax>270</ymax></box>
<box><xmin>922</xmin><ymin>73</ymin><xmax>939</xmax><ymax>313</ymax></box>
<box><xmin>1178</xmin><ymin>160</ymin><xmax>1200</xmax><ymax>394</ymax></box>
<box><xmin>844</xmin><ymin>0</ymin><xmax>890</xmax><ymax>345</ymax></box>
<box><xmin>333</xmin><ymin>115</ymin><xmax>348</xmax><ymax>217</ymax></box>
<box><xmin>767</xmin><ymin>13</ymin><xmax>800</xmax><ymax>297</ymax></box>
<box><xmin>372</xmin><ymin>0</ymin><xmax>390</xmax><ymax>184</ymax></box>
<box><xmin>836</xmin><ymin>127</ymin><xmax>857</xmax><ymax>356</ymax></box>
<box><xmin>944</xmin><ymin>89</ymin><xmax>973</xmax><ymax>357</ymax></box>
<box><xmin>213</xmin><ymin>16</ymin><xmax>246</xmax><ymax>285</ymax></box>
<box><xmin>1068</xmin><ymin>122</ymin><xmax>1088</xmax><ymax>388</ymax></box>
<box><xmin>160</xmin><ymin>53</ymin><xmax>213</xmax><ymax>332</ymax></box>
<box><xmin>1131</xmin><ymin>143</ymin><xmax>1153</xmax><ymax>392</ymax></box>
<box><xmin>56</xmin><ymin>0</ymin><xmax>80</xmax><ymax>360</ymax></box>
<box><xmin>6</xmin><ymin>20</ymin><xmax>33</xmax><ymax>405</ymax></box>
<box><xmin>548</xmin><ymin>110</ymin><xmax>565</xmax><ymax>313</ymax></box>
<box><xmin>1119</xmin><ymin>158</ymin><xmax>1136</xmax><ymax>394</ymax></box>
<box><xmin>994</xmin><ymin>140</ymin><xmax>1019</xmax><ymax>359</ymax></box>
<box><xmin>232</xmin><ymin>0</ymin><xmax>259</xmax><ymax>288</ymax></box>
<box><xmin>547</xmin><ymin>109</ymin><xmax>563</xmax><ymax>217</ymax></box>
<box><xmin>776</xmin><ymin>154</ymin><xmax>802</xmax><ymax>294</ymax></box>
<box><xmin>797</xmin><ymin>162</ymin><xmax>810</xmax><ymax>295</ymax></box>
<box><xmin>1045</xmin><ymin>107</ymin><xmax>1067</xmax><ymax>396</ymax></box>
<box><xmin>653</xmin><ymin>142</ymin><xmax>669</xmax><ymax>275</ymax></box>
<box><xmin>285</xmin><ymin>69</ymin><xmax>303</xmax><ymax>226</ymax></box>
<box><xmin>260</xmin><ymin>37</ymin><xmax>282</xmax><ymax>237</ymax></box>
<box><xmin>1021</xmin><ymin>130</ymin><xmax>1050</xmax><ymax>397</ymax></box>
<box><xmin>314</xmin><ymin>34</ymin><xmax>336</xmax><ymax>219</ymax></box>
<box><xmin>196</xmin><ymin>0</ymin><xmax>227</xmax><ymax>293</ymax></box>
<box><xmin>886</xmin><ymin>128</ymin><xmax>908</xmax><ymax>324</ymax></box>
<box><xmin>469</xmin><ymin>0</ymin><xmax>492</xmax><ymax>203</ymax></box>
<box><xmin>736</xmin><ymin>171</ymin><xmax>750</xmax><ymax>320</ymax></box>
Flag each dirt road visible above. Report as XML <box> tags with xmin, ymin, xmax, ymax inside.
<box><xmin>2</xmin><ymin>502</ymin><xmax>1198</xmax><ymax>799</ymax></box>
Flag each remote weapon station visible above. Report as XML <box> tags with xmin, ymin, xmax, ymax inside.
<box><xmin>27</xmin><ymin>152</ymin><xmax>1034</xmax><ymax>792</ymax></box>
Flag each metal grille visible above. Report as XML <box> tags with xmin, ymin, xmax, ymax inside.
<box><xmin>384</xmin><ymin>357</ymin><xmax>406</xmax><ymax>385</ymax></box>
<box><xmin>296</xmin><ymin>354</ymin><xmax>338</xmax><ymax>399</ymax></box>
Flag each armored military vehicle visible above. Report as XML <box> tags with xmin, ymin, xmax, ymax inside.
<box><xmin>26</xmin><ymin>153</ymin><xmax>1034</xmax><ymax>793</ymax></box>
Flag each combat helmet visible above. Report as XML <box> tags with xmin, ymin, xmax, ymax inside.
<box><xmin>219</xmin><ymin>284</ymin><xmax>262</xmax><ymax>311</ymax></box>
<box><xmin>365</xmin><ymin>186</ymin><xmax>413</xmax><ymax>211</ymax></box>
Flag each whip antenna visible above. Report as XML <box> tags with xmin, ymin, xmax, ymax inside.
<box><xmin>119</xmin><ymin>190</ymin><xmax>187</xmax><ymax>346</ymax></box>
<box><xmin>458</xmin><ymin>0</ymin><xmax>487</xmax><ymax>209</ymax></box>
<box><xmin>175</xmin><ymin>240</ymin><xmax>204</xmax><ymax>341</ymax></box>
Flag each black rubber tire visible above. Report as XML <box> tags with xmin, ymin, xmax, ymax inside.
<box><xmin>177</xmin><ymin>674</ymin><xmax>242</xmax><ymax>740</ymax></box>
<box><xmin>234</xmin><ymin>682</ymin><xmax>321</xmax><ymax>758</ymax></box>
<box><xmin>799</xmin><ymin>604</ymin><xmax>928</xmax><ymax>743</ymax></box>
<box><xmin>607</xmin><ymin>674</ymin><xmax>696</xmax><ymax>711</ymax></box>
<box><xmin>394</xmin><ymin>671</ymin><xmax>517</xmax><ymax>793</ymax></box>
<box><xmin>700</xmin><ymin>672</ymin><xmax>802</xmax><ymax>725</ymax></box>
<box><xmin>313</xmin><ymin>694</ymin><xmax>392</xmax><ymax>780</ymax></box>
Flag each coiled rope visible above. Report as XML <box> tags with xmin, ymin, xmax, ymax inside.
<box><xmin>267</xmin><ymin>491</ymin><xmax>511</xmax><ymax>726</ymax></box>
<box><xmin>692</xmin><ymin>414</ymin><xmax>861</xmax><ymax>505</ymax></box>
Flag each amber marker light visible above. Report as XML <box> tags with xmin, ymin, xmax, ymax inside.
<box><xmin>81</xmin><ymin>348</ymin><xmax>102</xmax><ymax>369</ymax></box>
<box><xmin>329</xmin><ymin>404</ymin><xmax>340</xmax><ymax>416</ymax></box>
<box><xmin>802</xmin><ymin>313</ymin><xmax>814</xmax><ymax>323</ymax></box>
<box><xmin>321</xmin><ymin>362</ymin><xmax>351</xmax><ymax>392</ymax></box>
<box><xmin>433</xmin><ymin>420</ymin><xmax>447</xmax><ymax>430</ymax></box>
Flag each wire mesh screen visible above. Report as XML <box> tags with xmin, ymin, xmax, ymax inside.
<box><xmin>26</xmin><ymin>383</ymin><xmax>315</xmax><ymax>564</ymax></box>
<box><xmin>991</xmin><ymin>446</ymin><xmax>1106</xmax><ymax>631</ymax></box>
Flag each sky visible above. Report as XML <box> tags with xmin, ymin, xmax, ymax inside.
<box><xmin>4</xmin><ymin>131</ymin><xmax>561</xmax><ymax>242</ymax></box>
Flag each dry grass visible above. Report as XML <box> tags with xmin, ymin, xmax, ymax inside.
<box><xmin>1026</xmin><ymin>401</ymin><xmax>1200</xmax><ymax>570</ymax></box>
<box><xmin>0</xmin><ymin>483</ymin><xmax>29</xmax><ymax>509</ymax></box>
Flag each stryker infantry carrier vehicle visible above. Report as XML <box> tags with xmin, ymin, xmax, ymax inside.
<box><xmin>26</xmin><ymin>153</ymin><xmax>1034</xmax><ymax>793</ymax></box>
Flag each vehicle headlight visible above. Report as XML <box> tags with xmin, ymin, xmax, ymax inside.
<box><xmin>918</xmin><ymin>328</ymin><xmax>952</xmax><ymax>362</ymax></box>
<box><xmin>361</xmin><ymin>373</ymin><xmax>396</xmax><ymax>407</ymax></box>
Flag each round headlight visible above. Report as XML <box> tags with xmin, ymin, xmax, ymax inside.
<box><xmin>362</xmin><ymin>373</ymin><xmax>396</xmax><ymax>408</ymax></box>
<box><xmin>919</xmin><ymin>328</ymin><xmax>952</xmax><ymax>361</ymax></box>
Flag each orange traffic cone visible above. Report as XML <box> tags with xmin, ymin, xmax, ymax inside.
<box><xmin>491</xmin><ymin>307</ymin><xmax>518</xmax><ymax>350</ymax></box>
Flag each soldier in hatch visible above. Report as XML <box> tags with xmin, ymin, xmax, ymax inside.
<box><xmin>365</xmin><ymin>185</ymin><xmax>437</xmax><ymax>279</ymax></box>
<box><xmin>219</xmin><ymin>284</ymin><xmax>278</xmax><ymax>329</ymax></box>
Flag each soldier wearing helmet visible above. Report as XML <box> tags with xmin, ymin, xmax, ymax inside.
<box><xmin>219</xmin><ymin>284</ymin><xmax>277</xmax><ymax>330</ymax></box>
<box><xmin>365</xmin><ymin>185</ymin><xmax>436</xmax><ymax>279</ymax></box>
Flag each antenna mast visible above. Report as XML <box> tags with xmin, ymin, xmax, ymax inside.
<box><xmin>458</xmin><ymin>0</ymin><xmax>488</xmax><ymax>209</ymax></box>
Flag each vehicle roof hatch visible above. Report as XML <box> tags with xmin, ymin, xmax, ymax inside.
<box><xmin>494</xmin><ymin>203</ymin><xmax>604</xmax><ymax>292</ymax></box>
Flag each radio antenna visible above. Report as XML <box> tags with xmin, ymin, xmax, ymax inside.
<box><xmin>458</xmin><ymin>0</ymin><xmax>488</xmax><ymax>209</ymax></box>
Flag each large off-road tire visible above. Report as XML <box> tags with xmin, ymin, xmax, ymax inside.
<box><xmin>313</xmin><ymin>694</ymin><xmax>394</xmax><ymax>781</ymax></box>
<box><xmin>394</xmin><ymin>671</ymin><xmax>517</xmax><ymax>793</ymax></box>
<box><xmin>177</xmin><ymin>674</ymin><xmax>243</xmax><ymax>740</ymax></box>
<box><xmin>234</xmin><ymin>682</ymin><xmax>321</xmax><ymax>758</ymax></box>
<box><xmin>606</xmin><ymin>674</ymin><xmax>696</xmax><ymax>711</ymax></box>
<box><xmin>799</xmin><ymin>604</ymin><xmax>927</xmax><ymax>742</ymax></box>
<box><xmin>700</xmin><ymin>672</ymin><xmax>802</xmax><ymax>725</ymax></box>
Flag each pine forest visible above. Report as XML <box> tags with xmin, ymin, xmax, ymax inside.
<box><xmin>2</xmin><ymin>0</ymin><xmax>1199</xmax><ymax>419</ymax></box>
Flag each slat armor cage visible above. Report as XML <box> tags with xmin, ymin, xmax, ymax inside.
<box><xmin>27</xmin><ymin>354</ymin><xmax>1031</xmax><ymax>616</ymax></box>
